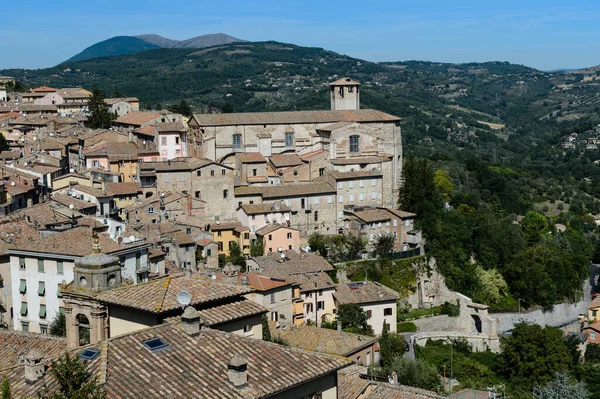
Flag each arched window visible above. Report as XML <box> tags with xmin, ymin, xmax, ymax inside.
<box><xmin>349</xmin><ymin>135</ymin><xmax>360</xmax><ymax>153</ymax></box>
<box><xmin>76</xmin><ymin>314</ymin><xmax>90</xmax><ymax>346</ymax></box>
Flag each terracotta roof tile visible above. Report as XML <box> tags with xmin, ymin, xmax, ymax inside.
<box><xmin>0</xmin><ymin>330</ymin><xmax>66</xmax><ymax>371</ymax></box>
<box><xmin>114</xmin><ymin>111</ymin><xmax>160</xmax><ymax>126</ymax></box>
<box><xmin>240</xmin><ymin>202</ymin><xmax>291</xmax><ymax>215</ymax></box>
<box><xmin>104</xmin><ymin>182</ymin><xmax>142</xmax><ymax>196</ymax></box>
<box><xmin>51</xmin><ymin>194</ymin><xmax>97</xmax><ymax>211</ymax></box>
<box><xmin>334</xmin><ymin>281</ymin><xmax>400</xmax><ymax>305</ymax></box>
<box><xmin>246</xmin><ymin>273</ymin><xmax>290</xmax><ymax>291</ymax></box>
<box><xmin>269</xmin><ymin>153</ymin><xmax>304</xmax><ymax>168</ymax></box>
<box><xmin>238</xmin><ymin>152</ymin><xmax>266</xmax><ymax>163</ymax></box>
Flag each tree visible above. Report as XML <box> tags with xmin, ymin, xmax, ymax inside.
<box><xmin>398</xmin><ymin>156</ymin><xmax>443</xmax><ymax>217</ymax></box>
<box><xmin>1</xmin><ymin>376</ymin><xmax>10</xmax><ymax>399</ymax></box>
<box><xmin>533</xmin><ymin>372</ymin><xmax>590</xmax><ymax>399</ymax></box>
<box><xmin>155</xmin><ymin>103</ymin><xmax>162</xmax><ymax>110</ymax></box>
<box><xmin>221</xmin><ymin>102</ymin><xmax>234</xmax><ymax>113</ymax></box>
<box><xmin>250</xmin><ymin>239</ymin><xmax>264</xmax><ymax>257</ymax></box>
<box><xmin>379</xmin><ymin>323</ymin><xmax>406</xmax><ymax>368</ymax></box>
<box><xmin>472</xmin><ymin>265</ymin><xmax>508</xmax><ymax>305</ymax></box>
<box><xmin>343</xmin><ymin>233</ymin><xmax>366</xmax><ymax>261</ymax></box>
<box><xmin>85</xmin><ymin>88</ymin><xmax>114</xmax><ymax>129</ymax></box>
<box><xmin>111</xmin><ymin>88</ymin><xmax>122</xmax><ymax>98</ymax></box>
<box><xmin>522</xmin><ymin>211</ymin><xmax>549</xmax><ymax>245</ymax></box>
<box><xmin>386</xmin><ymin>357</ymin><xmax>439</xmax><ymax>390</ymax></box>
<box><xmin>308</xmin><ymin>233</ymin><xmax>328</xmax><ymax>257</ymax></box>
<box><xmin>336</xmin><ymin>304</ymin><xmax>373</xmax><ymax>336</ymax></box>
<box><xmin>499</xmin><ymin>323</ymin><xmax>571</xmax><ymax>388</ymax></box>
<box><xmin>373</xmin><ymin>233</ymin><xmax>396</xmax><ymax>258</ymax></box>
<box><xmin>585</xmin><ymin>343</ymin><xmax>600</xmax><ymax>364</ymax></box>
<box><xmin>49</xmin><ymin>312</ymin><xmax>66</xmax><ymax>337</ymax></box>
<box><xmin>434</xmin><ymin>169</ymin><xmax>454</xmax><ymax>203</ymax></box>
<box><xmin>261</xmin><ymin>314</ymin><xmax>271</xmax><ymax>342</ymax></box>
<box><xmin>38</xmin><ymin>353</ymin><xmax>105</xmax><ymax>399</ymax></box>
<box><xmin>178</xmin><ymin>100</ymin><xmax>192</xmax><ymax>117</ymax></box>
<box><xmin>228</xmin><ymin>241</ymin><xmax>246</xmax><ymax>271</ymax></box>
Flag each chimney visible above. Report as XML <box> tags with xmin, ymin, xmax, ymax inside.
<box><xmin>24</xmin><ymin>349</ymin><xmax>45</xmax><ymax>384</ymax></box>
<box><xmin>181</xmin><ymin>306</ymin><xmax>202</xmax><ymax>336</ymax></box>
<box><xmin>337</xmin><ymin>320</ymin><xmax>342</xmax><ymax>332</ymax></box>
<box><xmin>240</xmin><ymin>274</ymin><xmax>249</xmax><ymax>286</ymax></box>
<box><xmin>227</xmin><ymin>354</ymin><xmax>248</xmax><ymax>388</ymax></box>
<box><xmin>391</xmin><ymin>371</ymin><xmax>398</xmax><ymax>385</ymax></box>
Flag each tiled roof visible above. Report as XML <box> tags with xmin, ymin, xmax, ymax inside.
<box><xmin>247</xmin><ymin>175</ymin><xmax>269</xmax><ymax>183</ymax></box>
<box><xmin>251</xmin><ymin>251</ymin><xmax>334</xmax><ymax>277</ymax></box>
<box><xmin>138</xmin><ymin>157</ymin><xmax>214</xmax><ymax>172</ymax></box>
<box><xmin>197</xmin><ymin>299</ymin><xmax>267</xmax><ymax>325</ymax></box>
<box><xmin>0</xmin><ymin>217</ymin><xmax>40</xmax><ymax>255</ymax></box>
<box><xmin>316</xmin><ymin>121</ymin><xmax>354</xmax><ymax>132</ymax></box>
<box><xmin>238</xmin><ymin>152</ymin><xmax>266</xmax><ymax>163</ymax></box>
<box><xmin>346</xmin><ymin>208</ymin><xmax>416</xmax><ymax>224</ymax></box>
<box><xmin>29</xmin><ymin>86</ymin><xmax>57</xmax><ymax>93</ymax></box>
<box><xmin>329</xmin><ymin>170</ymin><xmax>382</xmax><ymax>180</ymax></box>
<box><xmin>104</xmin><ymin>182</ymin><xmax>142</xmax><ymax>196</ymax></box>
<box><xmin>339</xmin><ymin>368</ymin><xmax>445</xmax><ymax>399</ymax></box>
<box><xmin>197</xmin><ymin>238</ymin><xmax>214</xmax><ymax>247</ymax></box>
<box><xmin>269</xmin><ymin>153</ymin><xmax>304</xmax><ymax>168</ymax></box>
<box><xmin>0</xmin><ymin>330</ymin><xmax>66</xmax><ymax>371</ymax></box>
<box><xmin>133</xmin><ymin>125</ymin><xmax>156</xmax><ymax>137</ymax></box>
<box><xmin>166</xmin><ymin>230</ymin><xmax>196</xmax><ymax>246</ymax></box>
<box><xmin>330</xmin><ymin>77</ymin><xmax>361</xmax><ymax>86</ymax></box>
<box><xmin>246</xmin><ymin>273</ymin><xmax>290</xmax><ymax>291</ymax></box>
<box><xmin>288</xmin><ymin>271</ymin><xmax>336</xmax><ymax>292</ymax></box>
<box><xmin>157</xmin><ymin>121</ymin><xmax>186</xmax><ymax>132</ymax></box>
<box><xmin>83</xmin><ymin>141</ymin><xmax>141</xmax><ymax>160</ymax></box>
<box><xmin>255</xmin><ymin>224</ymin><xmax>298</xmax><ymax>236</ymax></box>
<box><xmin>209</xmin><ymin>221</ymin><xmax>246</xmax><ymax>232</ymax></box>
<box><xmin>191</xmin><ymin>108</ymin><xmax>399</xmax><ymax>126</ymax></box>
<box><xmin>95</xmin><ymin>274</ymin><xmax>252</xmax><ymax>314</ymax></box>
<box><xmin>269</xmin><ymin>321</ymin><xmax>376</xmax><ymax>357</ymax></box>
<box><xmin>235</xmin><ymin>182</ymin><xmax>336</xmax><ymax>199</ymax></box>
<box><xmin>331</xmin><ymin>155</ymin><xmax>392</xmax><ymax>165</ymax></box>
<box><xmin>70</xmin><ymin>183</ymin><xmax>111</xmax><ymax>198</ymax></box>
<box><xmin>334</xmin><ymin>281</ymin><xmax>400</xmax><ymax>305</ymax></box>
<box><xmin>114</xmin><ymin>111</ymin><xmax>160</xmax><ymax>126</ymax></box>
<box><xmin>57</xmin><ymin>87</ymin><xmax>91</xmax><ymax>99</ymax></box>
<box><xmin>51</xmin><ymin>194</ymin><xmax>97</xmax><ymax>211</ymax></box>
<box><xmin>589</xmin><ymin>296</ymin><xmax>600</xmax><ymax>309</ymax></box>
<box><xmin>9</xmin><ymin>226</ymin><xmax>144</xmax><ymax>257</ymax></box>
<box><xmin>22</xmin><ymin>202</ymin><xmax>71</xmax><ymax>227</ymax></box>
<box><xmin>240</xmin><ymin>202</ymin><xmax>291</xmax><ymax>215</ymax></box>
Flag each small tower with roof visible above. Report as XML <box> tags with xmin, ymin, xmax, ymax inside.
<box><xmin>329</xmin><ymin>77</ymin><xmax>360</xmax><ymax>110</ymax></box>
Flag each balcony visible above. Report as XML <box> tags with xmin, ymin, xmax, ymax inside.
<box><xmin>406</xmin><ymin>230</ymin><xmax>421</xmax><ymax>245</ymax></box>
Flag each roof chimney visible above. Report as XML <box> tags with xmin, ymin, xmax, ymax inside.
<box><xmin>228</xmin><ymin>354</ymin><xmax>248</xmax><ymax>389</ymax></box>
<box><xmin>24</xmin><ymin>349</ymin><xmax>45</xmax><ymax>384</ymax></box>
<box><xmin>337</xmin><ymin>320</ymin><xmax>342</xmax><ymax>332</ymax></box>
<box><xmin>181</xmin><ymin>306</ymin><xmax>202</xmax><ymax>336</ymax></box>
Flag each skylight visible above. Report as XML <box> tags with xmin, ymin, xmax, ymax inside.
<box><xmin>79</xmin><ymin>348</ymin><xmax>100</xmax><ymax>361</ymax></box>
<box><xmin>142</xmin><ymin>337</ymin><xmax>169</xmax><ymax>352</ymax></box>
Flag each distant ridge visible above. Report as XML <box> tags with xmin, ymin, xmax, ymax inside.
<box><xmin>64</xmin><ymin>33</ymin><xmax>247</xmax><ymax>64</ymax></box>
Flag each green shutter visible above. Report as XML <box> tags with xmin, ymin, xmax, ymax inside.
<box><xmin>57</xmin><ymin>284</ymin><xmax>62</xmax><ymax>298</ymax></box>
<box><xmin>39</xmin><ymin>305</ymin><xmax>46</xmax><ymax>319</ymax></box>
<box><xmin>19</xmin><ymin>280</ymin><xmax>26</xmax><ymax>294</ymax></box>
<box><xmin>38</xmin><ymin>282</ymin><xmax>45</xmax><ymax>296</ymax></box>
<box><xmin>20</xmin><ymin>302</ymin><xmax>27</xmax><ymax>316</ymax></box>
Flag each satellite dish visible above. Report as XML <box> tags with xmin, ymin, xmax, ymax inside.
<box><xmin>211</xmin><ymin>275</ymin><xmax>217</xmax><ymax>280</ymax></box>
<box><xmin>280</xmin><ymin>253</ymin><xmax>285</xmax><ymax>259</ymax></box>
<box><xmin>69</xmin><ymin>204</ymin><xmax>74</xmax><ymax>209</ymax></box>
<box><xmin>129</xmin><ymin>235</ymin><xmax>135</xmax><ymax>241</ymax></box>
<box><xmin>10</xmin><ymin>182</ymin><xmax>15</xmax><ymax>186</ymax></box>
<box><xmin>277</xmin><ymin>247</ymin><xmax>282</xmax><ymax>252</ymax></box>
<box><xmin>23</xmin><ymin>162</ymin><xmax>27</xmax><ymax>166</ymax></box>
<box><xmin>176</xmin><ymin>290</ymin><xmax>192</xmax><ymax>307</ymax></box>
<box><xmin>69</xmin><ymin>168</ymin><xmax>74</xmax><ymax>173</ymax></box>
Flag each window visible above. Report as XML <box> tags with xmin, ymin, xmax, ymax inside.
<box><xmin>349</xmin><ymin>181</ymin><xmax>354</xmax><ymax>189</ymax></box>
<box><xmin>179</xmin><ymin>174</ymin><xmax>185</xmax><ymax>182</ymax></box>
<box><xmin>405</xmin><ymin>219</ymin><xmax>410</xmax><ymax>227</ymax></box>
<box><xmin>287</xmin><ymin>232</ymin><xmax>292</xmax><ymax>239</ymax></box>
<box><xmin>314</xmin><ymin>197</ymin><xmax>319</xmax><ymax>205</ymax></box>
<box><xmin>328</xmin><ymin>196</ymin><xmax>332</xmax><ymax>204</ymax></box>
<box><xmin>19</xmin><ymin>279</ymin><xmax>26</xmax><ymax>294</ymax></box>
<box><xmin>217</xmin><ymin>231</ymin><xmax>222</xmax><ymax>237</ymax></box>
<box><xmin>210</xmin><ymin>170</ymin><xmax>215</xmax><ymax>177</ymax></box>
<box><xmin>594</xmin><ymin>310</ymin><xmax>598</xmax><ymax>317</ymax></box>
<box><xmin>338</xmin><ymin>87</ymin><xmax>344</xmax><ymax>97</ymax></box>
<box><xmin>136</xmin><ymin>253</ymin><xmax>141</xmax><ymax>270</ymax></box>
<box><xmin>270</xmin><ymin>292</ymin><xmax>276</xmax><ymax>304</ymax></box>
<box><xmin>252</xmin><ymin>168</ymin><xmax>257</xmax><ymax>176</ymax></box>
<box><xmin>317</xmin><ymin>301</ymin><xmax>324</xmax><ymax>310</ymax></box>
<box><xmin>39</xmin><ymin>304</ymin><xmax>47</xmax><ymax>319</ymax></box>
<box><xmin>366</xmin><ymin>310</ymin><xmax>372</xmax><ymax>318</ymax></box>
<box><xmin>359</xmin><ymin>180</ymin><xmax>364</xmax><ymax>188</ymax></box>
<box><xmin>349</xmin><ymin>135</ymin><xmax>360</xmax><ymax>153</ymax></box>
<box><xmin>306</xmin><ymin>303</ymin><xmax>313</xmax><ymax>313</ymax></box>
<box><xmin>38</xmin><ymin>259</ymin><xmax>44</xmax><ymax>272</ymax></box>
<box><xmin>195</xmin><ymin>191</ymin><xmax>201</xmax><ymax>199</ymax></box>
<box><xmin>268</xmin><ymin>234</ymin><xmax>272</xmax><ymax>241</ymax></box>
<box><xmin>349</xmin><ymin>86</ymin><xmax>354</xmax><ymax>93</ymax></box>
<box><xmin>20</xmin><ymin>302</ymin><xmax>28</xmax><ymax>316</ymax></box>
<box><xmin>271</xmin><ymin>311</ymin><xmax>278</xmax><ymax>321</ymax></box>
<box><xmin>21</xmin><ymin>321</ymin><xmax>29</xmax><ymax>332</ymax></box>
<box><xmin>147</xmin><ymin>207</ymin><xmax>156</xmax><ymax>214</ymax></box>
<box><xmin>40</xmin><ymin>325</ymin><xmax>48</xmax><ymax>334</ymax></box>
<box><xmin>222</xmin><ymin>169</ymin><xmax>226</xmax><ymax>176</ymax></box>
<box><xmin>244</xmin><ymin>325</ymin><xmax>252</xmax><ymax>333</ymax></box>
<box><xmin>386</xmin><ymin>221</ymin><xmax>390</xmax><ymax>227</ymax></box>
<box><xmin>232</xmin><ymin>134</ymin><xmax>242</xmax><ymax>149</ymax></box>
<box><xmin>142</xmin><ymin>337</ymin><xmax>169</xmax><ymax>352</ymax></box>
<box><xmin>186</xmin><ymin>227</ymin><xmax>192</xmax><ymax>234</ymax></box>
<box><xmin>338</xmin><ymin>195</ymin><xmax>343</xmax><ymax>203</ymax></box>
<box><xmin>337</xmin><ymin>181</ymin><xmax>343</xmax><ymax>190</ymax></box>
<box><xmin>378</xmin><ymin>222</ymin><xmax>382</xmax><ymax>228</ymax></box>
<box><xmin>19</xmin><ymin>257</ymin><xmax>25</xmax><ymax>270</ymax></box>
<box><xmin>223</xmin><ymin>189</ymin><xmax>228</xmax><ymax>199</ymax></box>
<box><xmin>164</xmin><ymin>175</ymin><xmax>170</xmax><ymax>183</ymax></box>
<box><xmin>359</xmin><ymin>193</ymin><xmax>364</xmax><ymax>201</ymax></box>
<box><xmin>384</xmin><ymin>308</ymin><xmax>393</xmax><ymax>316</ymax></box>
<box><xmin>175</xmin><ymin>137</ymin><xmax>180</xmax><ymax>144</ymax></box>
<box><xmin>301</xmin><ymin>198</ymin><xmax>306</xmax><ymax>209</ymax></box>
<box><xmin>314</xmin><ymin>211</ymin><xmax>319</xmax><ymax>222</ymax></box>
<box><xmin>185</xmin><ymin>246</ymin><xmax>190</xmax><ymax>252</ymax></box>
<box><xmin>285</xmin><ymin>132</ymin><xmax>294</xmax><ymax>147</ymax></box>
<box><xmin>319</xmin><ymin>168</ymin><xmax>325</xmax><ymax>176</ymax></box>
<box><xmin>38</xmin><ymin>282</ymin><xmax>45</xmax><ymax>296</ymax></box>
<box><xmin>217</xmin><ymin>242</ymin><xmax>223</xmax><ymax>251</ymax></box>
<box><xmin>371</xmin><ymin>192</ymin><xmax>377</xmax><ymax>200</ymax></box>
<box><xmin>393</xmin><ymin>219</ymin><xmax>398</xmax><ymax>227</ymax></box>
<box><xmin>244</xmin><ymin>233</ymin><xmax>249</xmax><ymax>240</ymax></box>
<box><xmin>318</xmin><ymin>290</ymin><xmax>323</xmax><ymax>296</ymax></box>
<box><xmin>349</xmin><ymin>193</ymin><xmax>354</xmax><ymax>202</ymax></box>
<box><xmin>197</xmin><ymin>170</ymin><xmax>202</xmax><ymax>177</ymax></box>
<box><xmin>161</xmin><ymin>137</ymin><xmax>167</xmax><ymax>145</ymax></box>
<box><xmin>57</xmin><ymin>283</ymin><xmax>62</xmax><ymax>298</ymax></box>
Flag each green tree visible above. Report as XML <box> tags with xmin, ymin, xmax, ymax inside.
<box><xmin>522</xmin><ymin>211</ymin><xmax>549</xmax><ymax>245</ymax></box>
<box><xmin>434</xmin><ymin>169</ymin><xmax>454</xmax><ymax>202</ymax></box>
<box><xmin>308</xmin><ymin>233</ymin><xmax>328</xmax><ymax>257</ymax></box>
<box><xmin>337</xmin><ymin>304</ymin><xmax>373</xmax><ymax>336</ymax></box>
<box><xmin>37</xmin><ymin>353</ymin><xmax>105</xmax><ymax>399</ymax></box>
<box><xmin>379</xmin><ymin>323</ymin><xmax>406</xmax><ymax>368</ymax></box>
<box><xmin>85</xmin><ymin>88</ymin><xmax>114</xmax><ymax>129</ymax></box>
<box><xmin>178</xmin><ymin>100</ymin><xmax>192</xmax><ymax>117</ymax></box>
<box><xmin>398</xmin><ymin>156</ymin><xmax>443</xmax><ymax>216</ymax></box>
<box><xmin>49</xmin><ymin>312</ymin><xmax>66</xmax><ymax>337</ymax></box>
<box><xmin>373</xmin><ymin>233</ymin><xmax>396</xmax><ymax>258</ymax></box>
<box><xmin>472</xmin><ymin>265</ymin><xmax>508</xmax><ymax>305</ymax></box>
<box><xmin>386</xmin><ymin>357</ymin><xmax>439</xmax><ymax>390</ymax></box>
<box><xmin>1</xmin><ymin>376</ymin><xmax>10</xmax><ymax>399</ymax></box>
<box><xmin>155</xmin><ymin>103</ymin><xmax>162</xmax><ymax>110</ymax></box>
<box><xmin>585</xmin><ymin>343</ymin><xmax>600</xmax><ymax>364</ymax></box>
<box><xmin>250</xmin><ymin>239</ymin><xmax>264</xmax><ymax>257</ymax></box>
<box><xmin>499</xmin><ymin>323</ymin><xmax>571</xmax><ymax>388</ymax></box>
<box><xmin>221</xmin><ymin>102</ymin><xmax>234</xmax><ymax>113</ymax></box>
<box><xmin>533</xmin><ymin>371</ymin><xmax>590</xmax><ymax>399</ymax></box>
<box><xmin>343</xmin><ymin>233</ymin><xmax>366</xmax><ymax>261</ymax></box>
<box><xmin>228</xmin><ymin>242</ymin><xmax>246</xmax><ymax>271</ymax></box>
<box><xmin>261</xmin><ymin>314</ymin><xmax>271</xmax><ymax>342</ymax></box>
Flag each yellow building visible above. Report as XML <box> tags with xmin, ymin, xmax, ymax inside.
<box><xmin>103</xmin><ymin>182</ymin><xmax>142</xmax><ymax>219</ymax></box>
<box><xmin>207</xmin><ymin>221</ymin><xmax>251</xmax><ymax>257</ymax></box>
<box><xmin>588</xmin><ymin>296</ymin><xmax>600</xmax><ymax>322</ymax></box>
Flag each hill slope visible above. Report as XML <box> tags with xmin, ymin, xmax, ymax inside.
<box><xmin>65</xmin><ymin>36</ymin><xmax>160</xmax><ymax>63</ymax></box>
<box><xmin>65</xmin><ymin>33</ymin><xmax>247</xmax><ymax>63</ymax></box>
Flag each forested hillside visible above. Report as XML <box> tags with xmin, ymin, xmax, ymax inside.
<box><xmin>5</xmin><ymin>41</ymin><xmax>600</xmax><ymax>309</ymax></box>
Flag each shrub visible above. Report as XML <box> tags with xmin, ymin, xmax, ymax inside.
<box><xmin>397</xmin><ymin>322</ymin><xmax>418</xmax><ymax>333</ymax></box>
<box><xmin>440</xmin><ymin>301</ymin><xmax>460</xmax><ymax>317</ymax></box>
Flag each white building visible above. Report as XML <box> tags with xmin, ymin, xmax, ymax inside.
<box><xmin>236</xmin><ymin>202</ymin><xmax>292</xmax><ymax>234</ymax></box>
<box><xmin>7</xmin><ymin>227</ymin><xmax>150</xmax><ymax>333</ymax></box>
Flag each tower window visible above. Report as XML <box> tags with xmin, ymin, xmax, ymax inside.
<box><xmin>338</xmin><ymin>87</ymin><xmax>344</xmax><ymax>97</ymax></box>
<box><xmin>349</xmin><ymin>135</ymin><xmax>360</xmax><ymax>153</ymax></box>
<box><xmin>349</xmin><ymin>86</ymin><xmax>354</xmax><ymax>92</ymax></box>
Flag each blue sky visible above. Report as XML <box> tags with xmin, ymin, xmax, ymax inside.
<box><xmin>2</xmin><ymin>0</ymin><xmax>600</xmax><ymax>70</ymax></box>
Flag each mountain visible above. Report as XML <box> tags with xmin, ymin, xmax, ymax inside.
<box><xmin>65</xmin><ymin>36</ymin><xmax>160</xmax><ymax>63</ymax></box>
<box><xmin>64</xmin><ymin>33</ymin><xmax>247</xmax><ymax>63</ymax></box>
<box><xmin>135</xmin><ymin>33</ymin><xmax>247</xmax><ymax>49</ymax></box>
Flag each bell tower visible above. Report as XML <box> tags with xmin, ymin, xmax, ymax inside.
<box><xmin>64</xmin><ymin>230</ymin><xmax>121</xmax><ymax>349</ymax></box>
<box><xmin>330</xmin><ymin>77</ymin><xmax>360</xmax><ymax>110</ymax></box>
